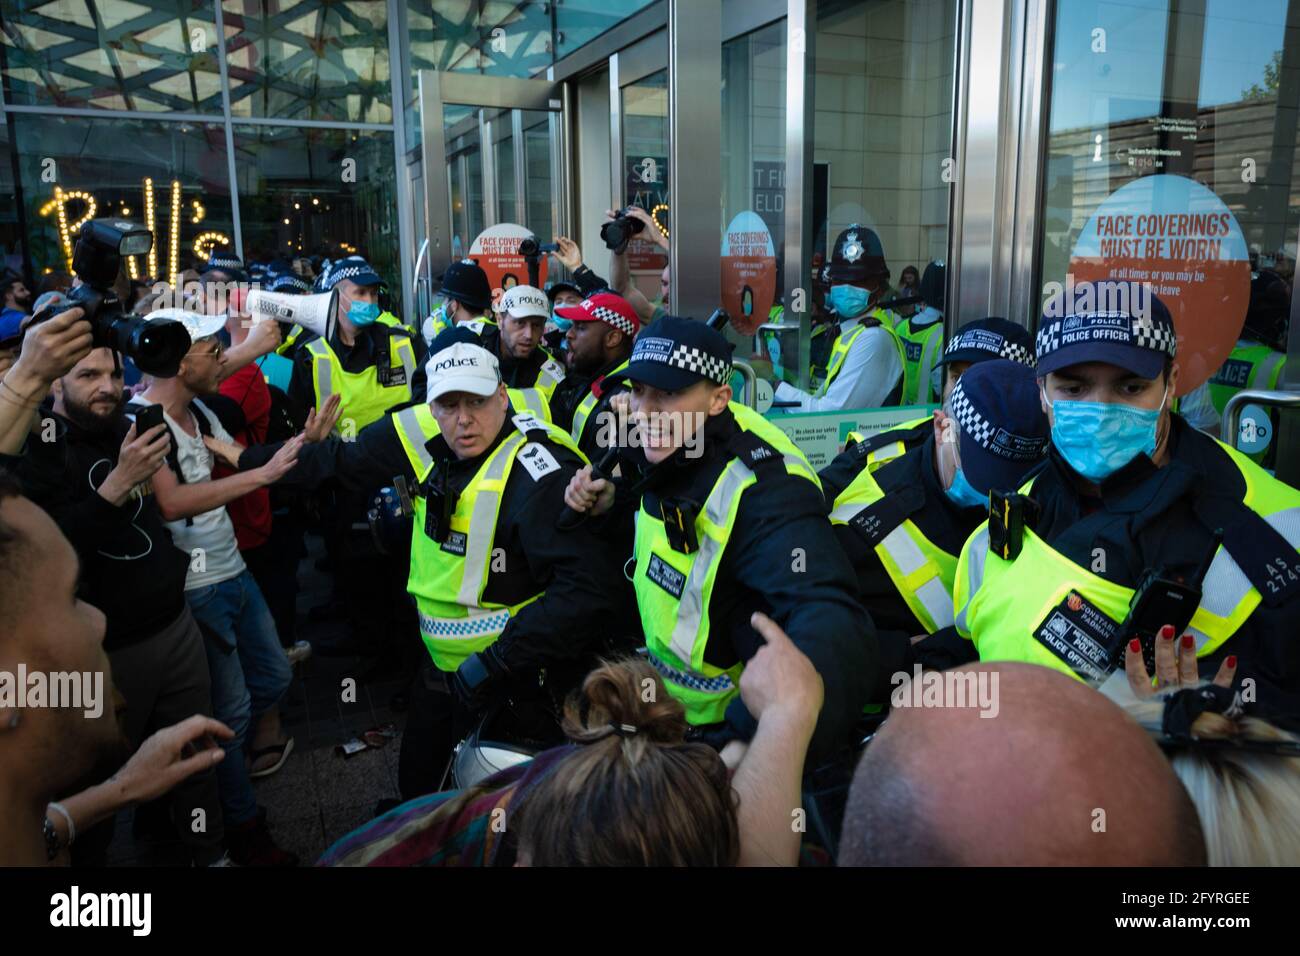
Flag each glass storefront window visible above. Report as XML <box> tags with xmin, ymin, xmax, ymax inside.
<box><xmin>223</xmin><ymin>0</ymin><xmax>392</xmax><ymax>123</ymax></box>
<box><xmin>10</xmin><ymin>114</ymin><xmax>234</xmax><ymax>281</ymax></box>
<box><xmin>622</xmin><ymin>69</ymin><xmax>669</xmax><ymax>288</ymax></box>
<box><xmin>721</xmin><ymin>20</ymin><xmax>787</xmax><ymax>349</ymax></box>
<box><xmin>522</xmin><ymin>110</ymin><xmax>554</xmax><ymax>242</ymax></box>
<box><xmin>407</xmin><ymin>0</ymin><xmax>552</xmax><ymax>89</ymax></box>
<box><xmin>554</xmin><ymin>0</ymin><xmax>658</xmax><ymax>59</ymax></box>
<box><xmin>1038</xmin><ymin>0</ymin><xmax>1300</xmax><ymax>453</ymax></box>
<box><xmin>232</xmin><ymin>124</ymin><xmax>400</xmax><ymax>306</ymax></box>
<box><xmin>0</xmin><ymin>0</ymin><xmax>223</xmax><ymax>113</ymax></box>
<box><xmin>765</xmin><ymin>0</ymin><xmax>956</xmax><ymax>420</ymax></box>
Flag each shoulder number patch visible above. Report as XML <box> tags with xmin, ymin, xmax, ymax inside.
<box><xmin>516</xmin><ymin>442</ymin><xmax>560</xmax><ymax>481</ymax></box>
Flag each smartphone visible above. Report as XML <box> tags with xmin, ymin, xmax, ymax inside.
<box><xmin>133</xmin><ymin>402</ymin><xmax>166</xmax><ymax>437</ymax></box>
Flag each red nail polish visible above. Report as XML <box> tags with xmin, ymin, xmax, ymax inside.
<box><xmin>1181</xmin><ymin>634</ymin><xmax>1194</xmax><ymax>649</ymax></box>
<box><xmin>1161</xmin><ymin>625</ymin><xmax>1175</xmax><ymax>640</ymax></box>
<box><xmin>1129</xmin><ymin>639</ymin><xmax>1141</xmax><ymax>653</ymax></box>
<box><xmin>1226</xmin><ymin>656</ymin><xmax>1237</xmax><ymax>669</ymax></box>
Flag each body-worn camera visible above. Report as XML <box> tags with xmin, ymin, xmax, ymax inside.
<box><xmin>21</xmin><ymin>219</ymin><xmax>190</xmax><ymax>376</ymax></box>
<box><xmin>599</xmin><ymin>207</ymin><xmax>646</xmax><ymax>254</ymax></box>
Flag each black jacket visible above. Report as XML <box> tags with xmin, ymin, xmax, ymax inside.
<box><xmin>821</xmin><ymin>438</ymin><xmax>984</xmax><ymax>701</ymax></box>
<box><xmin>476</xmin><ymin>326</ymin><xmax>559</xmax><ymax>392</ymax></box>
<box><xmin>1027</xmin><ymin>414</ymin><xmax>1300</xmax><ymax>731</ymax></box>
<box><xmin>5</xmin><ymin>410</ymin><xmax>189</xmax><ymax>651</ymax></box>
<box><xmin>550</xmin><ymin>354</ymin><xmax>633</xmax><ymax>461</ymax></box>
<box><xmin>599</xmin><ymin>407</ymin><xmax>877</xmax><ymax>766</ymax></box>
<box><xmin>819</xmin><ymin>416</ymin><xmax>932</xmax><ymax>503</ymax></box>
<box><xmin>239</xmin><ymin>414</ymin><xmax>626</xmax><ymax>680</ymax></box>
<box><xmin>287</xmin><ymin>321</ymin><xmax>427</xmax><ymax>414</ymax></box>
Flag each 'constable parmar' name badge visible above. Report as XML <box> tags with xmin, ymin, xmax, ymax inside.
<box><xmin>646</xmin><ymin>554</ymin><xmax>686</xmax><ymax>599</ymax></box>
<box><xmin>1032</xmin><ymin>590</ymin><xmax>1119</xmax><ymax>684</ymax></box>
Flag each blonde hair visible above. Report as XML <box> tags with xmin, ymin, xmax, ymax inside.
<box><xmin>510</xmin><ymin>657</ymin><xmax>739</xmax><ymax>866</ymax></box>
<box><xmin>1122</xmin><ymin>694</ymin><xmax>1300</xmax><ymax>866</ymax></box>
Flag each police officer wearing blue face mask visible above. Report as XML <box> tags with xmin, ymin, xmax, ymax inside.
<box><xmin>825</xmin><ymin>359</ymin><xmax>1049</xmax><ymax>700</ymax></box>
<box><xmin>771</xmin><ymin>225</ymin><xmax>907</xmax><ymax>413</ymax></box>
<box><xmin>284</xmin><ymin>255</ymin><xmax>427</xmax><ymax>429</ymax></box>
<box><xmin>953</xmin><ymin>282</ymin><xmax>1300</xmax><ymax>733</ymax></box>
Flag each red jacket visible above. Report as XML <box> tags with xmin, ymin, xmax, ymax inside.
<box><xmin>216</xmin><ymin>363</ymin><xmax>273</xmax><ymax>550</ymax></box>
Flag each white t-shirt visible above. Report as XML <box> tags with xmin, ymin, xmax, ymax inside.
<box><xmin>774</xmin><ymin>322</ymin><xmax>904</xmax><ymax>412</ymax></box>
<box><xmin>158</xmin><ymin>400</ymin><xmax>247</xmax><ymax>591</ymax></box>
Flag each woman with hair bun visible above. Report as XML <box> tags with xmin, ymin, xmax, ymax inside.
<box><xmin>320</xmin><ymin>612</ymin><xmax>824</xmax><ymax>867</ymax></box>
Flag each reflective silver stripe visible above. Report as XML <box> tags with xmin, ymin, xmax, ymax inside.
<box><xmin>572</xmin><ymin>392</ymin><xmax>597</xmax><ymax>446</ymax></box>
<box><xmin>914</xmin><ymin>576</ymin><xmax>955</xmax><ymax>629</ymax></box>
<box><xmin>1197</xmin><ymin>504</ymin><xmax>1300</xmax><ymax>620</ymax></box>
<box><xmin>396</xmin><ymin>339</ymin><xmax>416</xmax><ymax>385</ymax></box>
<box><xmin>419</xmin><ymin>608</ymin><xmax>511</xmax><ymax>641</ymax></box>
<box><xmin>918</xmin><ymin>326</ymin><xmax>943</xmax><ymax>402</ymax></box>
<box><xmin>308</xmin><ymin>340</ymin><xmax>334</xmax><ymax>405</ymax></box>
<box><xmin>646</xmin><ymin>650</ymin><xmax>735</xmax><ymax>694</ymax></box>
<box><xmin>829</xmin><ymin>501</ymin><xmax>864</xmax><ymax>524</ymax></box>
<box><xmin>393</xmin><ymin>406</ymin><xmax>435</xmax><ymax>477</ymax></box>
<box><xmin>667</xmin><ymin>458</ymin><xmax>752</xmax><ymax>665</ymax></box>
<box><xmin>954</xmin><ymin>525</ymin><xmax>990</xmax><ymax>635</ymax></box>
<box><xmin>880</xmin><ymin>524</ymin><xmax>926</xmax><ymax>576</ymax></box>
<box><xmin>515</xmin><ymin>388</ymin><xmax>547</xmax><ymax>420</ymax></box>
<box><xmin>456</xmin><ymin>433</ymin><xmax>526</xmax><ymax>607</ymax></box>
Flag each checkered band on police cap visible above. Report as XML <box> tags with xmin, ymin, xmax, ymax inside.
<box><xmin>631</xmin><ymin>335</ymin><xmax>732</xmax><ymax>385</ymax></box>
<box><xmin>590</xmin><ymin>303</ymin><xmax>637</xmax><ymax>336</ymax></box>
<box><xmin>945</xmin><ymin>329</ymin><xmax>1034</xmax><ymax>367</ymax></box>
<box><xmin>206</xmin><ymin>253</ymin><xmax>243</xmax><ymax>274</ymax></box>
<box><xmin>950</xmin><ymin>377</ymin><xmax>1048</xmax><ymax>463</ymax></box>
<box><xmin>323</xmin><ymin>255</ymin><xmax>381</xmax><ymax>291</ymax></box>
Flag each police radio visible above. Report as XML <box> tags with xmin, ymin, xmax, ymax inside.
<box><xmin>1113</xmin><ymin>529</ymin><xmax>1222</xmax><ymax>674</ymax></box>
<box><xmin>556</xmin><ymin>446</ymin><xmax>619</xmax><ymax>531</ymax></box>
<box><xmin>366</xmin><ymin>476</ymin><xmax>416</xmax><ymax>555</ymax></box>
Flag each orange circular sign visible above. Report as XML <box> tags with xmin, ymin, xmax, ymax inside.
<box><xmin>1067</xmin><ymin>175</ymin><xmax>1250</xmax><ymax>395</ymax></box>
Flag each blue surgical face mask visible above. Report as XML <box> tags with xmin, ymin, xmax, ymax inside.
<box><xmin>945</xmin><ymin>466</ymin><xmax>987</xmax><ymax>509</ymax></box>
<box><xmin>552</xmin><ymin>311</ymin><xmax>574</xmax><ymax>333</ymax></box>
<box><xmin>347</xmin><ymin>299</ymin><xmax>381</xmax><ymax>326</ymax></box>
<box><xmin>827</xmin><ymin>283</ymin><xmax>871</xmax><ymax>318</ymax></box>
<box><xmin>1046</xmin><ymin>386</ymin><xmax>1168</xmax><ymax>482</ymax></box>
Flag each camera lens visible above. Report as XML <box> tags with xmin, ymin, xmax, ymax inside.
<box><xmin>600</xmin><ymin>219</ymin><xmax>629</xmax><ymax>252</ymax></box>
<box><xmin>518</xmin><ymin>237</ymin><xmax>539</xmax><ymax>257</ymax></box>
<box><xmin>107</xmin><ymin>315</ymin><xmax>191</xmax><ymax>378</ymax></box>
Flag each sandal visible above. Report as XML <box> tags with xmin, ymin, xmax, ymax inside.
<box><xmin>249</xmin><ymin>737</ymin><xmax>295</xmax><ymax>779</ymax></box>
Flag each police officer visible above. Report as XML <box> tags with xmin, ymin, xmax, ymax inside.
<box><xmin>236</xmin><ymin>328</ymin><xmax>624</xmax><ymax>796</ymax></box>
<box><xmin>891</xmin><ymin>260</ymin><xmax>947</xmax><ymax>405</ymax></box>
<box><xmin>201</xmin><ymin>251</ymin><xmax>246</xmax><ymax>285</ymax></box>
<box><xmin>953</xmin><ymin>282</ymin><xmax>1300</xmax><ymax>731</ymax></box>
<box><xmin>551</xmin><ymin>292</ymin><xmax>639</xmax><ymax>457</ymax></box>
<box><xmin>824</xmin><ymin>316</ymin><xmax>1037</xmax><ymax>497</ymax></box>
<box><xmin>825</xmin><ymin>360</ymin><xmax>1049</xmax><ymax>699</ymax></box>
<box><xmin>422</xmin><ymin>258</ymin><xmax>494</xmax><ymax>346</ymax></box>
<box><xmin>284</xmin><ymin>255</ymin><xmax>426</xmax><ymax>430</ymax></box>
<box><xmin>475</xmin><ymin>284</ymin><xmax>567</xmax><ymax>418</ymax></box>
<box><xmin>773</xmin><ymin>226</ymin><xmax>906</xmax><ymax>413</ymax></box>
<box><xmin>543</xmin><ymin>280</ymin><xmax>584</xmax><ymax>354</ymax></box>
<box><xmin>564</xmin><ymin>316</ymin><xmax>875</xmax><ymax>765</ymax></box>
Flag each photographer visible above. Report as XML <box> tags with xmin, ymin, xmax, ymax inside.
<box><xmin>4</xmin><ymin>343</ymin><xmax>228</xmax><ymax>865</ymax></box>
<box><xmin>0</xmin><ymin>307</ymin><xmax>93</xmax><ymax>455</ymax></box>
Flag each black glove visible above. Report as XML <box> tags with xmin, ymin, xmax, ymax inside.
<box><xmin>450</xmin><ymin>645</ymin><xmax>508</xmax><ymax>712</ymax></box>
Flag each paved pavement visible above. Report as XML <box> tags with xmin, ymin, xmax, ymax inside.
<box><xmin>107</xmin><ymin>534</ymin><xmax>412</xmax><ymax>866</ymax></box>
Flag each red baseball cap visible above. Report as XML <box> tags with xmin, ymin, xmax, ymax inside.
<box><xmin>556</xmin><ymin>292</ymin><xmax>640</xmax><ymax>337</ymax></box>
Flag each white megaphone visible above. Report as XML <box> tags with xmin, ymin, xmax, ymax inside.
<box><xmin>245</xmin><ymin>289</ymin><xmax>338</xmax><ymax>341</ymax></box>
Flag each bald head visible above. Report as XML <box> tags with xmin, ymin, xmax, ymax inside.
<box><xmin>840</xmin><ymin>663</ymin><xmax>1205</xmax><ymax>866</ymax></box>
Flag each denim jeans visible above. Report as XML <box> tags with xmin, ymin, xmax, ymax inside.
<box><xmin>186</xmin><ymin>569</ymin><xmax>292</xmax><ymax>826</ymax></box>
